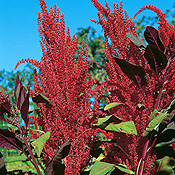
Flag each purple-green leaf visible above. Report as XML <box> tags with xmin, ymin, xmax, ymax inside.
<box><xmin>0</xmin><ymin>87</ymin><xmax>11</xmax><ymax>115</ymax></box>
<box><xmin>113</xmin><ymin>54</ymin><xmax>147</xmax><ymax>93</ymax></box>
<box><xmin>32</xmin><ymin>93</ymin><xmax>52</xmax><ymax>107</ymax></box>
<box><xmin>144</xmin><ymin>26</ymin><xmax>165</xmax><ymax>52</ymax></box>
<box><xmin>0</xmin><ymin>114</ymin><xmax>6</xmax><ymax>121</ymax></box>
<box><xmin>156</xmin><ymin>156</ymin><xmax>175</xmax><ymax>174</ymax></box>
<box><xmin>126</xmin><ymin>33</ymin><xmax>147</xmax><ymax>49</ymax></box>
<box><xmin>0</xmin><ymin>102</ymin><xmax>11</xmax><ymax>115</ymax></box>
<box><xmin>14</xmin><ymin>74</ymin><xmax>27</xmax><ymax>110</ymax></box>
<box><xmin>0</xmin><ymin>129</ymin><xmax>23</xmax><ymax>150</ymax></box>
<box><xmin>45</xmin><ymin>140</ymin><xmax>72</xmax><ymax>175</ymax></box>
<box><xmin>14</xmin><ymin>75</ymin><xmax>29</xmax><ymax>125</ymax></box>
<box><xmin>144</xmin><ymin>45</ymin><xmax>167</xmax><ymax>75</ymax></box>
<box><xmin>155</xmin><ymin>110</ymin><xmax>175</xmax><ymax>147</ymax></box>
<box><xmin>20</xmin><ymin>91</ymin><xmax>29</xmax><ymax>126</ymax></box>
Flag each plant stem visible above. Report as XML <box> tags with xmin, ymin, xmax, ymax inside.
<box><xmin>137</xmin><ymin>77</ymin><xmax>166</xmax><ymax>175</ymax></box>
<box><xmin>14</xmin><ymin>118</ymin><xmax>42</xmax><ymax>175</ymax></box>
<box><xmin>136</xmin><ymin>140</ymin><xmax>150</xmax><ymax>175</ymax></box>
<box><xmin>154</xmin><ymin>86</ymin><xmax>164</xmax><ymax>111</ymax></box>
<box><xmin>0</xmin><ymin>133</ymin><xmax>34</xmax><ymax>165</ymax></box>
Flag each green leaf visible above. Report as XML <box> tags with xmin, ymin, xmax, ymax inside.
<box><xmin>93</xmin><ymin>115</ymin><xmax>122</xmax><ymax>129</ymax></box>
<box><xmin>94</xmin><ymin>153</ymin><xmax>105</xmax><ymax>162</ymax></box>
<box><xmin>5</xmin><ymin>154</ymin><xmax>27</xmax><ymax>162</ymax></box>
<box><xmin>80</xmin><ymin>92</ymin><xmax>84</xmax><ymax>96</ymax></box>
<box><xmin>156</xmin><ymin>156</ymin><xmax>175</xmax><ymax>175</ymax></box>
<box><xmin>89</xmin><ymin>161</ymin><xmax>116</xmax><ymax>175</ymax></box>
<box><xmin>89</xmin><ymin>162</ymin><xmax>134</xmax><ymax>175</ymax></box>
<box><xmin>104</xmin><ymin>102</ymin><xmax>123</xmax><ymax>111</ymax></box>
<box><xmin>105</xmin><ymin>121</ymin><xmax>137</xmax><ymax>135</ymax></box>
<box><xmin>155</xmin><ymin>111</ymin><xmax>175</xmax><ymax>147</ymax></box>
<box><xmin>155</xmin><ymin>136</ymin><xmax>175</xmax><ymax>148</ymax></box>
<box><xmin>136</xmin><ymin>104</ymin><xmax>146</xmax><ymax>110</ymax></box>
<box><xmin>147</xmin><ymin>109</ymin><xmax>158</xmax><ymax>124</ymax></box>
<box><xmin>96</xmin><ymin>132</ymin><xmax>107</xmax><ymax>141</ymax></box>
<box><xmin>45</xmin><ymin>140</ymin><xmax>72</xmax><ymax>175</ymax></box>
<box><xmin>31</xmin><ymin>131</ymin><xmax>51</xmax><ymax>157</ymax></box>
<box><xmin>93</xmin><ymin>116</ymin><xmax>137</xmax><ymax>135</ymax></box>
<box><xmin>143</xmin><ymin>111</ymin><xmax>167</xmax><ymax>137</ymax></box>
<box><xmin>115</xmin><ymin>164</ymin><xmax>134</xmax><ymax>174</ymax></box>
<box><xmin>162</xmin><ymin>99</ymin><xmax>175</xmax><ymax>113</ymax></box>
<box><xmin>126</xmin><ymin>34</ymin><xmax>147</xmax><ymax>49</ymax></box>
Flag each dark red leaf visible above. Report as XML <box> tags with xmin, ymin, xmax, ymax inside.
<box><xmin>32</xmin><ymin>93</ymin><xmax>52</xmax><ymax>107</ymax></box>
<box><xmin>14</xmin><ymin>74</ymin><xmax>23</xmax><ymax>108</ymax></box>
<box><xmin>20</xmin><ymin>91</ymin><xmax>29</xmax><ymax>126</ymax></box>
<box><xmin>14</xmin><ymin>75</ymin><xmax>29</xmax><ymax>125</ymax></box>
<box><xmin>144</xmin><ymin>26</ymin><xmax>165</xmax><ymax>52</ymax></box>
<box><xmin>0</xmin><ymin>102</ymin><xmax>11</xmax><ymax>114</ymax></box>
<box><xmin>113</xmin><ymin>54</ymin><xmax>147</xmax><ymax>93</ymax></box>
<box><xmin>144</xmin><ymin>45</ymin><xmax>167</xmax><ymax>75</ymax></box>
<box><xmin>18</xmin><ymin>86</ymin><xmax>27</xmax><ymax>110</ymax></box>
<box><xmin>45</xmin><ymin>140</ymin><xmax>72</xmax><ymax>175</ymax></box>
<box><xmin>0</xmin><ymin>129</ymin><xmax>23</xmax><ymax>150</ymax></box>
<box><xmin>152</xmin><ymin>110</ymin><xmax>175</xmax><ymax>147</ymax></box>
<box><xmin>158</xmin><ymin>110</ymin><xmax>175</xmax><ymax>134</ymax></box>
<box><xmin>14</xmin><ymin>74</ymin><xmax>27</xmax><ymax>110</ymax></box>
<box><xmin>0</xmin><ymin>113</ymin><xmax>6</xmax><ymax>121</ymax></box>
<box><xmin>0</xmin><ymin>87</ymin><xmax>11</xmax><ymax>115</ymax></box>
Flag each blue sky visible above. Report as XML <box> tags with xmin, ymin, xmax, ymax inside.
<box><xmin>0</xmin><ymin>0</ymin><xmax>174</xmax><ymax>72</ymax></box>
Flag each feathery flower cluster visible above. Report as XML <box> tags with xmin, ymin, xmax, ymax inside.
<box><xmin>91</xmin><ymin>0</ymin><xmax>175</xmax><ymax>174</ymax></box>
<box><xmin>14</xmin><ymin>0</ymin><xmax>175</xmax><ymax>174</ymax></box>
<box><xmin>15</xmin><ymin>0</ymin><xmax>99</xmax><ymax>174</ymax></box>
<box><xmin>134</xmin><ymin>5</ymin><xmax>175</xmax><ymax>48</ymax></box>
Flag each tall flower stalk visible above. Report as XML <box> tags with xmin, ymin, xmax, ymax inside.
<box><xmin>91</xmin><ymin>0</ymin><xmax>175</xmax><ymax>174</ymax></box>
<box><xmin>13</xmin><ymin>0</ymin><xmax>175</xmax><ymax>174</ymax></box>
<box><xmin>15</xmin><ymin>0</ymin><xmax>99</xmax><ymax>174</ymax></box>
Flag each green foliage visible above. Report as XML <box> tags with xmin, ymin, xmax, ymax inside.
<box><xmin>93</xmin><ymin>115</ymin><xmax>137</xmax><ymax>135</ymax></box>
<box><xmin>93</xmin><ymin>115</ymin><xmax>122</xmax><ymax>129</ymax></box>
<box><xmin>31</xmin><ymin>131</ymin><xmax>51</xmax><ymax>157</ymax></box>
<box><xmin>104</xmin><ymin>102</ymin><xmax>123</xmax><ymax>111</ymax></box>
<box><xmin>136</xmin><ymin>104</ymin><xmax>146</xmax><ymax>110</ymax></box>
<box><xmin>89</xmin><ymin>161</ymin><xmax>134</xmax><ymax>175</ymax></box>
<box><xmin>142</xmin><ymin>111</ymin><xmax>167</xmax><ymax>137</ymax></box>
<box><xmin>156</xmin><ymin>156</ymin><xmax>175</xmax><ymax>175</ymax></box>
<box><xmin>5</xmin><ymin>153</ymin><xmax>45</xmax><ymax>174</ymax></box>
<box><xmin>126</xmin><ymin>34</ymin><xmax>147</xmax><ymax>49</ymax></box>
<box><xmin>89</xmin><ymin>161</ymin><xmax>115</xmax><ymax>175</ymax></box>
<box><xmin>105</xmin><ymin>121</ymin><xmax>137</xmax><ymax>135</ymax></box>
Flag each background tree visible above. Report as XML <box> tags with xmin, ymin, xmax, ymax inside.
<box><xmin>76</xmin><ymin>27</ymin><xmax>107</xmax><ymax>83</ymax></box>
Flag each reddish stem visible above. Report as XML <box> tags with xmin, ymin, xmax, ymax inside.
<box><xmin>14</xmin><ymin>118</ymin><xmax>42</xmax><ymax>175</ymax></box>
<box><xmin>136</xmin><ymin>140</ymin><xmax>150</xmax><ymax>175</ymax></box>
